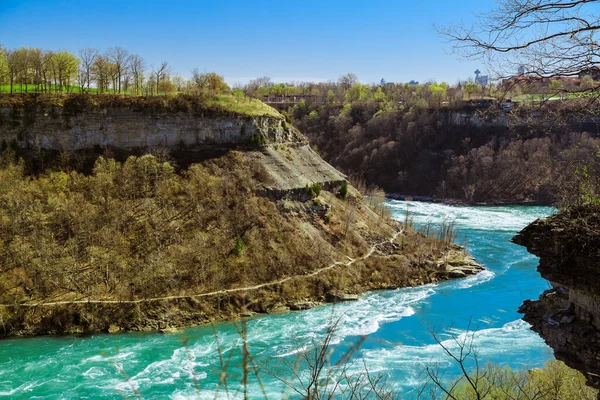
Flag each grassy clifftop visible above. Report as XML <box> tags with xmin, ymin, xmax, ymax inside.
<box><xmin>0</xmin><ymin>93</ymin><xmax>283</xmax><ymax>119</ymax></box>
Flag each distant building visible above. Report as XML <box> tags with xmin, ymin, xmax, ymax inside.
<box><xmin>501</xmin><ymin>74</ymin><xmax>582</xmax><ymax>92</ymax></box>
<box><xmin>474</xmin><ymin>69</ymin><xmax>489</xmax><ymax>86</ymax></box>
<box><xmin>380</xmin><ymin>78</ymin><xmax>386</xmax><ymax>86</ymax></box>
<box><xmin>501</xmin><ymin>65</ymin><xmax>600</xmax><ymax>92</ymax></box>
<box><xmin>408</xmin><ymin>80</ymin><xmax>419</xmax><ymax>85</ymax></box>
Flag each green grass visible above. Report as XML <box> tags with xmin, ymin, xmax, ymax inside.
<box><xmin>0</xmin><ymin>88</ymin><xmax>282</xmax><ymax>119</ymax></box>
<box><xmin>0</xmin><ymin>91</ymin><xmax>283</xmax><ymax>119</ymax></box>
<box><xmin>210</xmin><ymin>94</ymin><xmax>282</xmax><ymax>118</ymax></box>
<box><xmin>512</xmin><ymin>91</ymin><xmax>592</xmax><ymax>102</ymax></box>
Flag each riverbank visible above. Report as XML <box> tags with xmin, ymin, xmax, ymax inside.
<box><xmin>0</xmin><ymin>200</ymin><xmax>554</xmax><ymax>399</ymax></box>
<box><xmin>0</xmin><ymin>227</ymin><xmax>483</xmax><ymax>337</ymax></box>
<box><xmin>0</xmin><ymin>96</ymin><xmax>487</xmax><ymax>339</ymax></box>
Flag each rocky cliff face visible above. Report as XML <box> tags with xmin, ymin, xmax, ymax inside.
<box><xmin>513</xmin><ymin>205</ymin><xmax>600</xmax><ymax>390</ymax></box>
<box><xmin>0</xmin><ymin>106</ymin><xmax>301</xmax><ymax>151</ymax></box>
<box><xmin>0</xmin><ymin>100</ymin><xmax>349</xmax><ymax>192</ymax></box>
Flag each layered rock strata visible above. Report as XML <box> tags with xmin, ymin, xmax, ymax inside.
<box><xmin>513</xmin><ymin>205</ymin><xmax>600</xmax><ymax>390</ymax></box>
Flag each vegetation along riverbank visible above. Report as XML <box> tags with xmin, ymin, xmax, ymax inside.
<box><xmin>0</xmin><ymin>94</ymin><xmax>483</xmax><ymax>337</ymax></box>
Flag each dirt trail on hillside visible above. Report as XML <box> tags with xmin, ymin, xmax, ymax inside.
<box><xmin>0</xmin><ymin>230</ymin><xmax>403</xmax><ymax>308</ymax></box>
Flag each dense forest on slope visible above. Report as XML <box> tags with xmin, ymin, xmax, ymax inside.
<box><xmin>289</xmin><ymin>97</ymin><xmax>600</xmax><ymax>204</ymax></box>
<box><xmin>0</xmin><ymin>148</ymin><xmax>466</xmax><ymax>337</ymax></box>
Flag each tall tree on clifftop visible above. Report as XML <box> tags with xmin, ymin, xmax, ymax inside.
<box><xmin>151</xmin><ymin>61</ymin><xmax>171</xmax><ymax>95</ymax></box>
<box><xmin>0</xmin><ymin>46</ymin><xmax>8</xmax><ymax>90</ymax></box>
<box><xmin>5</xmin><ymin>48</ymin><xmax>21</xmax><ymax>94</ymax></box>
<box><xmin>78</xmin><ymin>48</ymin><xmax>98</xmax><ymax>93</ymax></box>
<box><xmin>129</xmin><ymin>53</ymin><xmax>146</xmax><ymax>95</ymax></box>
<box><xmin>51</xmin><ymin>51</ymin><xmax>78</xmax><ymax>92</ymax></box>
<box><xmin>106</xmin><ymin>46</ymin><xmax>129</xmax><ymax>93</ymax></box>
<box><xmin>93</xmin><ymin>55</ymin><xmax>111</xmax><ymax>93</ymax></box>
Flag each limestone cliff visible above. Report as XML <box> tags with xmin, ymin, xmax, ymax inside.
<box><xmin>0</xmin><ymin>102</ymin><xmax>299</xmax><ymax>150</ymax></box>
<box><xmin>513</xmin><ymin>205</ymin><xmax>600</xmax><ymax>390</ymax></box>
<box><xmin>0</xmin><ymin>95</ymin><xmax>346</xmax><ymax>192</ymax></box>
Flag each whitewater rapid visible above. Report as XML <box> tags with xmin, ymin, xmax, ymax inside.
<box><xmin>0</xmin><ymin>201</ymin><xmax>555</xmax><ymax>399</ymax></box>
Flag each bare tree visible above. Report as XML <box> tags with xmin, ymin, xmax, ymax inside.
<box><xmin>265</xmin><ymin>315</ymin><xmax>395</xmax><ymax>399</ymax></box>
<box><xmin>15</xmin><ymin>47</ymin><xmax>32</xmax><ymax>92</ymax></box>
<box><xmin>440</xmin><ymin>0</ymin><xmax>600</xmax><ymax>80</ymax></box>
<box><xmin>108</xmin><ymin>61</ymin><xmax>119</xmax><ymax>92</ymax></box>
<box><xmin>106</xmin><ymin>46</ymin><xmax>129</xmax><ymax>93</ymax></box>
<box><xmin>151</xmin><ymin>61</ymin><xmax>170</xmax><ymax>95</ymax></box>
<box><xmin>424</xmin><ymin>321</ymin><xmax>492</xmax><ymax>400</ymax></box>
<box><xmin>420</xmin><ymin>320</ymin><xmax>599</xmax><ymax>399</ymax></box>
<box><xmin>39</xmin><ymin>50</ymin><xmax>53</xmax><ymax>92</ymax></box>
<box><xmin>27</xmin><ymin>47</ymin><xmax>43</xmax><ymax>92</ymax></box>
<box><xmin>128</xmin><ymin>54</ymin><xmax>145</xmax><ymax>95</ymax></box>
<box><xmin>5</xmin><ymin>48</ymin><xmax>22</xmax><ymax>93</ymax></box>
<box><xmin>338</xmin><ymin>73</ymin><xmax>358</xmax><ymax>91</ymax></box>
<box><xmin>78</xmin><ymin>48</ymin><xmax>98</xmax><ymax>93</ymax></box>
<box><xmin>245</xmin><ymin>76</ymin><xmax>273</xmax><ymax>97</ymax></box>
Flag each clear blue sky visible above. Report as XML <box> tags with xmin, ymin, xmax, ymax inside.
<box><xmin>0</xmin><ymin>0</ymin><xmax>497</xmax><ymax>85</ymax></box>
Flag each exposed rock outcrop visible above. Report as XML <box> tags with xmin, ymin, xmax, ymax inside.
<box><xmin>0</xmin><ymin>97</ymin><xmax>347</xmax><ymax>194</ymax></box>
<box><xmin>252</xmin><ymin>145</ymin><xmax>346</xmax><ymax>193</ymax></box>
<box><xmin>0</xmin><ymin>106</ymin><xmax>299</xmax><ymax>151</ymax></box>
<box><xmin>513</xmin><ymin>205</ymin><xmax>600</xmax><ymax>390</ymax></box>
<box><xmin>434</xmin><ymin>249</ymin><xmax>485</xmax><ymax>278</ymax></box>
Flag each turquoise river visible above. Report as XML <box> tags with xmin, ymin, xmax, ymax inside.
<box><xmin>0</xmin><ymin>201</ymin><xmax>555</xmax><ymax>399</ymax></box>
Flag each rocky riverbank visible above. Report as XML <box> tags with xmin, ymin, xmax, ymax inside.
<box><xmin>0</xmin><ymin>230</ymin><xmax>484</xmax><ymax>337</ymax></box>
<box><xmin>513</xmin><ymin>204</ymin><xmax>600</xmax><ymax>390</ymax></box>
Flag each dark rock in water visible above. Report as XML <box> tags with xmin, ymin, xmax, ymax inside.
<box><xmin>514</xmin><ymin>205</ymin><xmax>600</xmax><ymax>390</ymax></box>
<box><xmin>447</xmin><ymin>270</ymin><xmax>467</xmax><ymax>278</ymax></box>
<box><xmin>267</xmin><ymin>303</ymin><xmax>290</xmax><ymax>314</ymax></box>
<box><xmin>288</xmin><ymin>301</ymin><xmax>320</xmax><ymax>311</ymax></box>
<box><xmin>326</xmin><ymin>292</ymin><xmax>360</xmax><ymax>302</ymax></box>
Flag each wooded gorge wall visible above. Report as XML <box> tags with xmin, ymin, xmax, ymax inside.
<box><xmin>293</xmin><ymin>102</ymin><xmax>600</xmax><ymax>205</ymax></box>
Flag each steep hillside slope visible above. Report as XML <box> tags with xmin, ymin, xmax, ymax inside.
<box><xmin>0</xmin><ymin>94</ymin><xmax>483</xmax><ymax>337</ymax></box>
